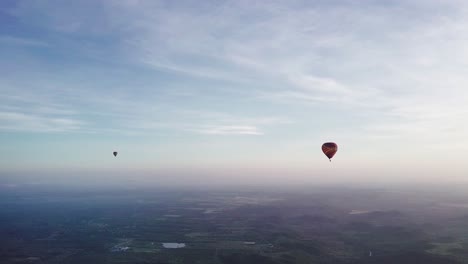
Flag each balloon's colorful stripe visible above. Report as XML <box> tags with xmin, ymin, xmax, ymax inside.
<box><xmin>322</xmin><ymin>142</ymin><xmax>338</xmax><ymax>159</ymax></box>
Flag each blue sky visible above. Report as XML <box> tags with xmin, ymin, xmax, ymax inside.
<box><xmin>1</xmin><ymin>0</ymin><xmax>468</xmax><ymax>186</ymax></box>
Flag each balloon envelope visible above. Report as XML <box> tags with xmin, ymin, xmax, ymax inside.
<box><xmin>322</xmin><ymin>142</ymin><xmax>338</xmax><ymax>160</ymax></box>
<box><xmin>113</xmin><ymin>151</ymin><xmax>118</xmax><ymax>157</ymax></box>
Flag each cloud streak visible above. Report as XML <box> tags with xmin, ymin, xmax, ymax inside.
<box><xmin>193</xmin><ymin>125</ymin><xmax>263</xmax><ymax>135</ymax></box>
<box><xmin>0</xmin><ymin>111</ymin><xmax>83</xmax><ymax>132</ymax></box>
<box><xmin>0</xmin><ymin>36</ymin><xmax>49</xmax><ymax>47</ymax></box>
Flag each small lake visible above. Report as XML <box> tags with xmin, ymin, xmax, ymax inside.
<box><xmin>349</xmin><ymin>210</ymin><xmax>370</xmax><ymax>215</ymax></box>
<box><xmin>162</xmin><ymin>243</ymin><xmax>186</xmax><ymax>249</ymax></box>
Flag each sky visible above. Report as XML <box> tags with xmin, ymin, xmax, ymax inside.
<box><xmin>1</xmin><ymin>0</ymin><xmax>468</xmax><ymax>186</ymax></box>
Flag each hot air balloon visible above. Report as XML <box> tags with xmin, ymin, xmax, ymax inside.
<box><xmin>322</xmin><ymin>142</ymin><xmax>337</xmax><ymax>161</ymax></box>
<box><xmin>113</xmin><ymin>151</ymin><xmax>118</xmax><ymax>157</ymax></box>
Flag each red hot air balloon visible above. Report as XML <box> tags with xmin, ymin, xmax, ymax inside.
<box><xmin>113</xmin><ymin>151</ymin><xmax>118</xmax><ymax>157</ymax></box>
<box><xmin>322</xmin><ymin>142</ymin><xmax>338</xmax><ymax>161</ymax></box>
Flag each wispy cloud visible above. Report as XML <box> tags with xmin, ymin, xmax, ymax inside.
<box><xmin>116</xmin><ymin>110</ymin><xmax>290</xmax><ymax>136</ymax></box>
<box><xmin>366</xmin><ymin>102</ymin><xmax>468</xmax><ymax>142</ymax></box>
<box><xmin>193</xmin><ymin>125</ymin><xmax>263</xmax><ymax>135</ymax></box>
<box><xmin>0</xmin><ymin>36</ymin><xmax>49</xmax><ymax>47</ymax></box>
<box><xmin>0</xmin><ymin>111</ymin><xmax>83</xmax><ymax>132</ymax></box>
<box><xmin>104</xmin><ymin>0</ymin><xmax>466</xmax><ymax>111</ymax></box>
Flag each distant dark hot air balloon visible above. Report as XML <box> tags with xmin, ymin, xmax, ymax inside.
<box><xmin>322</xmin><ymin>142</ymin><xmax>337</xmax><ymax>161</ymax></box>
<box><xmin>113</xmin><ymin>151</ymin><xmax>118</xmax><ymax>157</ymax></box>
